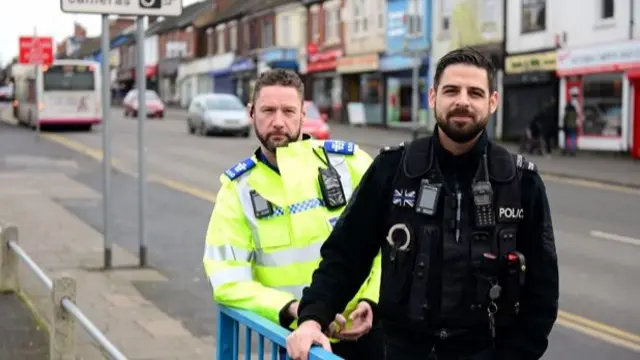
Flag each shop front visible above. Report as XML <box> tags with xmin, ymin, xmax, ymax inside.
<box><xmin>158</xmin><ymin>57</ymin><xmax>181</xmax><ymax>105</ymax></box>
<box><xmin>114</xmin><ymin>65</ymin><xmax>158</xmax><ymax>103</ymax></box>
<box><xmin>306</xmin><ymin>48</ymin><xmax>343</xmax><ymax>122</ymax></box>
<box><xmin>556</xmin><ymin>40</ymin><xmax>640</xmax><ymax>152</ymax></box>
<box><xmin>209</xmin><ymin>53</ymin><xmax>235</xmax><ymax>95</ymax></box>
<box><xmin>502</xmin><ymin>50</ymin><xmax>559</xmax><ymax>141</ymax></box>
<box><xmin>259</xmin><ymin>48</ymin><xmax>299</xmax><ymax>73</ymax></box>
<box><xmin>379</xmin><ymin>55</ymin><xmax>428</xmax><ymax>127</ymax></box>
<box><xmin>230</xmin><ymin>57</ymin><xmax>257</xmax><ymax>104</ymax></box>
<box><xmin>178</xmin><ymin>54</ymin><xmax>233</xmax><ymax>108</ymax></box>
<box><xmin>116</xmin><ymin>67</ymin><xmax>135</xmax><ymax>102</ymax></box>
<box><xmin>337</xmin><ymin>54</ymin><xmax>382</xmax><ymax>125</ymax></box>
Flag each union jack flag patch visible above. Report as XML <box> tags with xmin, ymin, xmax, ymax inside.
<box><xmin>392</xmin><ymin>189</ymin><xmax>416</xmax><ymax>208</ymax></box>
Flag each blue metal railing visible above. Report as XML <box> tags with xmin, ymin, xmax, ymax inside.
<box><xmin>216</xmin><ymin>305</ymin><xmax>343</xmax><ymax>360</ymax></box>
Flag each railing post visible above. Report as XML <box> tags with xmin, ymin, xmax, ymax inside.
<box><xmin>50</xmin><ymin>276</ymin><xmax>77</xmax><ymax>360</ymax></box>
<box><xmin>216</xmin><ymin>309</ymin><xmax>237</xmax><ymax>360</ymax></box>
<box><xmin>0</xmin><ymin>223</ymin><xmax>19</xmax><ymax>293</ymax></box>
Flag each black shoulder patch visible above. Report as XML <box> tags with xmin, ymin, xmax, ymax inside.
<box><xmin>515</xmin><ymin>154</ymin><xmax>537</xmax><ymax>172</ymax></box>
<box><xmin>379</xmin><ymin>142</ymin><xmax>406</xmax><ymax>154</ymax></box>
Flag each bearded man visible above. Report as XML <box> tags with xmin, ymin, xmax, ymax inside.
<box><xmin>203</xmin><ymin>69</ymin><xmax>384</xmax><ymax>360</ymax></box>
<box><xmin>286</xmin><ymin>47</ymin><xmax>559</xmax><ymax>360</ymax></box>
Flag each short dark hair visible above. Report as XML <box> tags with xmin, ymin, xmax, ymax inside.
<box><xmin>433</xmin><ymin>47</ymin><xmax>496</xmax><ymax>93</ymax></box>
<box><xmin>252</xmin><ymin>69</ymin><xmax>305</xmax><ymax>105</ymax></box>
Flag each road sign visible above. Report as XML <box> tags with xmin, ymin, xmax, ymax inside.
<box><xmin>18</xmin><ymin>36</ymin><xmax>54</xmax><ymax>65</ymax></box>
<box><xmin>60</xmin><ymin>0</ymin><xmax>183</xmax><ymax>16</ymax></box>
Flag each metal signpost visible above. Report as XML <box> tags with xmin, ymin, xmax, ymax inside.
<box><xmin>18</xmin><ymin>33</ymin><xmax>53</xmax><ymax>140</ymax></box>
<box><xmin>60</xmin><ymin>0</ymin><xmax>183</xmax><ymax>269</ymax></box>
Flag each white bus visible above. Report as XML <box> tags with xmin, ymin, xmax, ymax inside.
<box><xmin>12</xmin><ymin>59</ymin><xmax>102</xmax><ymax>131</ymax></box>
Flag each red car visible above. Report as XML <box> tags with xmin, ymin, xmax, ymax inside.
<box><xmin>123</xmin><ymin>89</ymin><xmax>165</xmax><ymax>118</ymax></box>
<box><xmin>302</xmin><ymin>101</ymin><xmax>330</xmax><ymax>139</ymax></box>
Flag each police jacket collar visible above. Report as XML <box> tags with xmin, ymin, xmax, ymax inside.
<box><xmin>254</xmin><ymin>134</ymin><xmax>314</xmax><ymax>174</ymax></box>
<box><xmin>403</xmin><ymin>127</ymin><xmax>515</xmax><ymax>183</ymax></box>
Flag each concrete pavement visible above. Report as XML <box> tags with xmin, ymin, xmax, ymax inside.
<box><xmin>1</xmin><ymin>105</ymin><xmax>640</xmax><ymax>359</ymax></box>
<box><xmin>0</xmin><ymin>123</ymin><xmax>215</xmax><ymax>359</ymax></box>
<box><xmin>0</xmin><ymin>293</ymin><xmax>48</xmax><ymax>360</ymax></box>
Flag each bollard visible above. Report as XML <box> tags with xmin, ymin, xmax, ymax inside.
<box><xmin>0</xmin><ymin>224</ymin><xmax>19</xmax><ymax>293</ymax></box>
<box><xmin>51</xmin><ymin>276</ymin><xmax>77</xmax><ymax>360</ymax></box>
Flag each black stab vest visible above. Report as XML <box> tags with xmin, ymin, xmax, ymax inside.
<box><xmin>378</xmin><ymin>136</ymin><xmax>525</xmax><ymax>335</ymax></box>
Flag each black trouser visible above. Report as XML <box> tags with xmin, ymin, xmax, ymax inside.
<box><xmin>383</xmin><ymin>332</ymin><xmax>495</xmax><ymax>360</ymax></box>
<box><xmin>332</xmin><ymin>325</ymin><xmax>384</xmax><ymax>360</ymax></box>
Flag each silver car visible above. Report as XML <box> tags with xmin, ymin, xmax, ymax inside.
<box><xmin>187</xmin><ymin>93</ymin><xmax>250</xmax><ymax>137</ymax></box>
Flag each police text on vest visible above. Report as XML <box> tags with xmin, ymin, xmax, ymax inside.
<box><xmin>498</xmin><ymin>207</ymin><xmax>524</xmax><ymax>221</ymax></box>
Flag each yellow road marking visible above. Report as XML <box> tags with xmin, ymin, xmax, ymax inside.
<box><xmin>4</xmin><ymin>112</ymin><xmax>640</xmax><ymax>352</ymax></box>
<box><xmin>556</xmin><ymin>317</ymin><xmax>640</xmax><ymax>352</ymax></box>
<box><xmin>38</xmin><ymin>132</ymin><xmax>218</xmax><ymax>202</ymax></box>
<box><xmin>558</xmin><ymin>310</ymin><xmax>640</xmax><ymax>344</ymax></box>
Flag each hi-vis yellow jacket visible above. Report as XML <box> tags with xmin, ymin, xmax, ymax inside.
<box><xmin>203</xmin><ymin>138</ymin><xmax>382</xmax><ymax>325</ymax></box>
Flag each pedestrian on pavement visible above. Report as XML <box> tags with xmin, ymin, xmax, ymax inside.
<box><xmin>202</xmin><ymin>69</ymin><xmax>384</xmax><ymax>360</ymax></box>
<box><xmin>562</xmin><ymin>103</ymin><xmax>578</xmax><ymax>156</ymax></box>
<box><xmin>286</xmin><ymin>47</ymin><xmax>559</xmax><ymax>360</ymax></box>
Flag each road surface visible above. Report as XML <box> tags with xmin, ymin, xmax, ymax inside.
<box><xmin>1</xmin><ymin>106</ymin><xmax>639</xmax><ymax>359</ymax></box>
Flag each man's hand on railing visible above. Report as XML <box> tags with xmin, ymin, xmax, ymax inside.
<box><xmin>286</xmin><ymin>320</ymin><xmax>332</xmax><ymax>360</ymax></box>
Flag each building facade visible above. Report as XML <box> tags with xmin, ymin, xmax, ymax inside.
<box><xmin>554</xmin><ymin>0</ymin><xmax>640</xmax><ymax>153</ymax></box>
<box><xmin>503</xmin><ymin>0</ymin><xmax>559</xmax><ymax>141</ymax></box>
<box><xmin>380</xmin><ymin>0</ymin><xmax>431</xmax><ymax>128</ymax></box>
<box><xmin>302</xmin><ymin>0</ymin><xmax>346</xmax><ymax>122</ymax></box>
<box><xmin>340</xmin><ymin>0</ymin><xmax>387</xmax><ymax>125</ymax></box>
<box><xmin>430</xmin><ymin>0</ymin><xmax>505</xmax><ymax>137</ymax></box>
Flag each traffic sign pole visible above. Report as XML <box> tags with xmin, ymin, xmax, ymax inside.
<box><xmin>135</xmin><ymin>16</ymin><xmax>148</xmax><ymax>268</ymax></box>
<box><xmin>101</xmin><ymin>14</ymin><xmax>113</xmax><ymax>270</ymax></box>
<box><xmin>59</xmin><ymin>0</ymin><xmax>183</xmax><ymax>270</ymax></box>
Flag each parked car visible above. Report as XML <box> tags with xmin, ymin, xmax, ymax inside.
<box><xmin>123</xmin><ymin>89</ymin><xmax>165</xmax><ymax>118</ymax></box>
<box><xmin>302</xmin><ymin>101</ymin><xmax>330</xmax><ymax>139</ymax></box>
<box><xmin>187</xmin><ymin>93</ymin><xmax>250</xmax><ymax>137</ymax></box>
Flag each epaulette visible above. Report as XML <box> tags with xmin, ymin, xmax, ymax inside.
<box><xmin>224</xmin><ymin>157</ymin><xmax>257</xmax><ymax>180</ymax></box>
<box><xmin>379</xmin><ymin>142</ymin><xmax>406</xmax><ymax>154</ymax></box>
<box><xmin>515</xmin><ymin>154</ymin><xmax>537</xmax><ymax>172</ymax></box>
<box><xmin>323</xmin><ymin>140</ymin><xmax>355</xmax><ymax>155</ymax></box>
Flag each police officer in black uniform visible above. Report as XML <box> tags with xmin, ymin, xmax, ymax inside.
<box><xmin>285</xmin><ymin>47</ymin><xmax>559</xmax><ymax>360</ymax></box>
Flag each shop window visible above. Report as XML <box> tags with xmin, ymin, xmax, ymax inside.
<box><xmin>600</xmin><ymin>0</ymin><xmax>614</xmax><ymax>19</ymax></box>
<box><xmin>521</xmin><ymin>0</ymin><xmax>546</xmax><ymax>33</ymax></box>
<box><xmin>582</xmin><ymin>73</ymin><xmax>622</xmax><ymax>137</ymax></box>
<box><xmin>312</xmin><ymin>77</ymin><xmax>332</xmax><ymax>109</ymax></box>
<box><xmin>206</xmin><ymin>28</ymin><xmax>214</xmax><ymax>56</ymax></box>
<box><xmin>262</xmin><ymin>18</ymin><xmax>274</xmax><ymax>48</ymax></box>
<box><xmin>229</xmin><ymin>22</ymin><xmax>237</xmax><ymax>51</ymax></box>
<box><xmin>440</xmin><ymin>0</ymin><xmax>452</xmax><ymax>34</ymax></box>
<box><xmin>217</xmin><ymin>26</ymin><xmax>225</xmax><ymax>54</ymax></box>
<box><xmin>407</xmin><ymin>0</ymin><xmax>424</xmax><ymax>36</ymax></box>
<box><xmin>360</xmin><ymin>74</ymin><xmax>382</xmax><ymax>104</ymax></box>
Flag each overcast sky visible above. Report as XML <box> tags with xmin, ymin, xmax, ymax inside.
<box><xmin>0</xmin><ymin>0</ymin><xmax>202</xmax><ymax>66</ymax></box>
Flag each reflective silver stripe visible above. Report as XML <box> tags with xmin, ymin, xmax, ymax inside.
<box><xmin>204</xmin><ymin>243</ymin><xmax>254</xmax><ymax>262</ymax></box>
<box><xmin>255</xmin><ymin>241</ymin><xmax>323</xmax><ymax>267</ymax></box>
<box><xmin>275</xmin><ymin>284</ymin><xmax>306</xmax><ymax>299</ymax></box>
<box><xmin>208</xmin><ymin>265</ymin><xmax>253</xmax><ymax>288</ymax></box>
<box><xmin>235</xmin><ymin>176</ymin><xmax>263</xmax><ymax>249</ymax></box>
<box><xmin>328</xmin><ymin>153</ymin><xmax>354</xmax><ymax>201</ymax></box>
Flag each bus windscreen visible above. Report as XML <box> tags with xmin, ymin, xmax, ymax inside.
<box><xmin>43</xmin><ymin>64</ymin><xmax>95</xmax><ymax>91</ymax></box>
